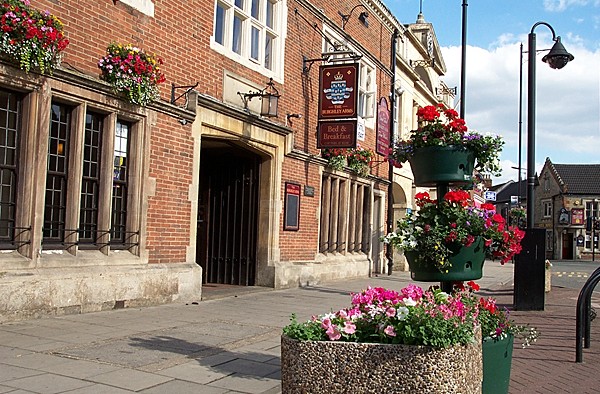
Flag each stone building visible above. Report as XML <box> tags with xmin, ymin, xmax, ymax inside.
<box><xmin>535</xmin><ymin>157</ymin><xmax>600</xmax><ymax>260</ymax></box>
<box><xmin>0</xmin><ymin>0</ymin><xmax>454</xmax><ymax>320</ymax></box>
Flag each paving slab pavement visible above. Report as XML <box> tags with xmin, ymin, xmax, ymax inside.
<box><xmin>0</xmin><ymin>262</ymin><xmax>598</xmax><ymax>393</ymax></box>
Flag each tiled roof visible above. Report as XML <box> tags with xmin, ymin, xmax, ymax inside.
<box><xmin>550</xmin><ymin>162</ymin><xmax>600</xmax><ymax>194</ymax></box>
<box><xmin>495</xmin><ymin>179</ymin><xmax>527</xmax><ymax>203</ymax></box>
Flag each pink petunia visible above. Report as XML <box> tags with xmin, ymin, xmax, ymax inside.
<box><xmin>384</xmin><ymin>325</ymin><xmax>396</xmax><ymax>337</ymax></box>
<box><xmin>321</xmin><ymin>318</ymin><xmax>332</xmax><ymax>330</ymax></box>
<box><xmin>326</xmin><ymin>325</ymin><xmax>341</xmax><ymax>340</ymax></box>
<box><xmin>343</xmin><ymin>321</ymin><xmax>356</xmax><ymax>335</ymax></box>
<box><xmin>386</xmin><ymin>307</ymin><xmax>396</xmax><ymax>317</ymax></box>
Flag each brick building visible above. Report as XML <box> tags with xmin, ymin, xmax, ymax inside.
<box><xmin>0</xmin><ymin>0</ymin><xmax>454</xmax><ymax>320</ymax></box>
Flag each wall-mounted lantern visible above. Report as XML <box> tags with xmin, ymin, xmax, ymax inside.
<box><xmin>238</xmin><ymin>78</ymin><xmax>280</xmax><ymax>117</ymax></box>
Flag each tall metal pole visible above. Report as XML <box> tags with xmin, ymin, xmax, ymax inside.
<box><xmin>459</xmin><ymin>0</ymin><xmax>468</xmax><ymax>119</ymax></box>
<box><xmin>386</xmin><ymin>29</ymin><xmax>399</xmax><ymax>275</ymax></box>
<box><xmin>518</xmin><ymin>43</ymin><xmax>523</xmax><ymax>206</ymax></box>
<box><xmin>526</xmin><ymin>30</ymin><xmax>537</xmax><ymax>229</ymax></box>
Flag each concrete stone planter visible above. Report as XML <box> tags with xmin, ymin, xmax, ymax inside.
<box><xmin>545</xmin><ymin>267</ymin><xmax>552</xmax><ymax>292</ymax></box>
<box><xmin>281</xmin><ymin>335</ymin><xmax>483</xmax><ymax>393</ymax></box>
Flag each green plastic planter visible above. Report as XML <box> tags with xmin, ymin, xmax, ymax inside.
<box><xmin>409</xmin><ymin>145</ymin><xmax>475</xmax><ymax>187</ymax></box>
<box><xmin>482</xmin><ymin>334</ymin><xmax>514</xmax><ymax>394</ymax></box>
<box><xmin>405</xmin><ymin>237</ymin><xmax>485</xmax><ymax>282</ymax></box>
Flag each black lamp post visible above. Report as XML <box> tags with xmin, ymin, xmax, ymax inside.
<box><xmin>526</xmin><ymin>22</ymin><xmax>574</xmax><ymax>228</ymax></box>
<box><xmin>459</xmin><ymin>0</ymin><xmax>468</xmax><ymax>119</ymax></box>
<box><xmin>518</xmin><ymin>43</ymin><xmax>524</xmax><ymax>207</ymax></box>
<box><xmin>515</xmin><ymin>22</ymin><xmax>573</xmax><ymax>311</ymax></box>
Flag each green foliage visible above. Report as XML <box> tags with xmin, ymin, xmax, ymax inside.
<box><xmin>282</xmin><ymin>314</ymin><xmax>326</xmax><ymax>341</ymax></box>
<box><xmin>283</xmin><ymin>285</ymin><xmax>477</xmax><ymax>349</ymax></box>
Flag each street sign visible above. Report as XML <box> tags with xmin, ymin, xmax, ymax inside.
<box><xmin>511</xmin><ymin>195</ymin><xmax>519</xmax><ymax>204</ymax></box>
<box><xmin>484</xmin><ymin>191</ymin><xmax>496</xmax><ymax>201</ymax></box>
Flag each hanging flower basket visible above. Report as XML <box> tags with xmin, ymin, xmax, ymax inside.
<box><xmin>321</xmin><ymin>148</ymin><xmax>346</xmax><ymax>171</ymax></box>
<box><xmin>346</xmin><ymin>146</ymin><xmax>374</xmax><ymax>176</ymax></box>
<box><xmin>321</xmin><ymin>146</ymin><xmax>374</xmax><ymax>176</ymax></box>
<box><xmin>98</xmin><ymin>43</ymin><xmax>166</xmax><ymax>106</ymax></box>
<box><xmin>409</xmin><ymin>145</ymin><xmax>475</xmax><ymax>186</ymax></box>
<box><xmin>405</xmin><ymin>236</ymin><xmax>485</xmax><ymax>282</ymax></box>
<box><xmin>388</xmin><ymin>104</ymin><xmax>504</xmax><ymax>179</ymax></box>
<box><xmin>0</xmin><ymin>0</ymin><xmax>69</xmax><ymax>74</ymax></box>
<box><xmin>383</xmin><ymin>191</ymin><xmax>525</xmax><ymax>278</ymax></box>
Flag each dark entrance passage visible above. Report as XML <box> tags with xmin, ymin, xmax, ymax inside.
<box><xmin>562</xmin><ymin>232</ymin><xmax>573</xmax><ymax>260</ymax></box>
<box><xmin>197</xmin><ymin>140</ymin><xmax>260</xmax><ymax>285</ymax></box>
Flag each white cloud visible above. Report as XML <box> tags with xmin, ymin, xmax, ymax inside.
<box><xmin>543</xmin><ymin>0</ymin><xmax>589</xmax><ymax>12</ymax></box>
<box><xmin>441</xmin><ymin>37</ymin><xmax>600</xmax><ymax>187</ymax></box>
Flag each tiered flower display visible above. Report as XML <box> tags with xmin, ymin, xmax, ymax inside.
<box><xmin>383</xmin><ymin>190</ymin><xmax>525</xmax><ymax>273</ymax></box>
<box><xmin>0</xmin><ymin>0</ymin><xmax>69</xmax><ymax>74</ymax></box>
<box><xmin>389</xmin><ymin>104</ymin><xmax>504</xmax><ymax>176</ymax></box>
<box><xmin>283</xmin><ymin>285</ymin><xmax>477</xmax><ymax>348</ymax></box>
<box><xmin>98</xmin><ymin>43</ymin><xmax>166</xmax><ymax>106</ymax></box>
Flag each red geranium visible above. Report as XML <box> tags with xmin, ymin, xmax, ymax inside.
<box><xmin>0</xmin><ymin>0</ymin><xmax>69</xmax><ymax>73</ymax></box>
<box><xmin>384</xmin><ymin>190</ymin><xmax>526</xmax><ymax>272</ymax></box>
<box><xmin>388</xmin><ymin>104</ymin><xmax>505</xmax><ymax>176</ymax></box>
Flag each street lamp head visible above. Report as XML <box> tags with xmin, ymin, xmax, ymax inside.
<box><xmin>542</xmin><ymin>36</ymin><xmax>574</xmax><ymax>69</ymax></box>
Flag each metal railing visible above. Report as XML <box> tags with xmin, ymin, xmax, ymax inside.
<box><xmin>575</xmin><ymin>265</ymin><xmax>600</xmax><ymax>362</ymax></box>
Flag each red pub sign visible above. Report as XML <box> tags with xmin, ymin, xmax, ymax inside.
<box><xmin>376</xmin><ymin>97</ymin><xmax>390</xmax><ymax>156</ymax></box>
<box><xmin>317</xmin><ymin>120</ymin><xmax>357</xmax><ymax>149</ymax></box>
<box><xmin>318</xmin><ymin>63</ymin><xmax>359</xmax><ymax>119</ymax></box>
<box><xmin>571</xmin><ymin>208</ymin><xmax>584</xmax><ymax>225</ymax></box>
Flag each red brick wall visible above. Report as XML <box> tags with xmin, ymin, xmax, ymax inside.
<box><xmin>145</xmin><ymin>112</ymin><xmax>194</xmax><ymax>263</ymax></box>
<box><xmin>27</xmin><ymin>0</ymin><xmax>393</xmax><ymax>264</ymax></box>
<box><xmin>278</xmin><ymin>0</ymin><xmax>394</xmax><ymax>260</ymax></box>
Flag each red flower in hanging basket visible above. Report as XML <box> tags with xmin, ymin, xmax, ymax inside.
<box><xmin>389</xmin><ymin>105</ymin><xmax>504</xmax><ymax>176</ymax></box>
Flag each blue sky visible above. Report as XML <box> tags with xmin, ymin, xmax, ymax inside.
<box><xmin>383</xmin><ymin>0</ymin><xmax>600</xmax><ymax>185</ymax></box>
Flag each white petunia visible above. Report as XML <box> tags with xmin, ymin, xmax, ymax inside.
<box><xmin>396</xmin><ymin>306</ymin><xmax>409</xmax><ymax>321</ymax></box>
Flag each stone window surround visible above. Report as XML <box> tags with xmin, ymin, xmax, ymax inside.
<box><xmin>210</xmin><ymin>0</ymin><xmax>286</xmax><ymax>82</ymax></box>
<box><xmin>542</xmin><ymin>199</ymin><xmax>553</xmax><ymax>218</ymax></box>
<box><xmin>0</xmin><ymin>67</ymin><xmax>151</xmax><ymax>270</ymax></box>
<box><xmin>118</xmin><ymin>0</ymin><xmax>155</xmax><ymax>17</ymax></box>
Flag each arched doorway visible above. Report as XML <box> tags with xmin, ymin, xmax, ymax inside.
<box><xmin>392</xmin><ymin>182</ymin><xmax>409</xmax><ymax>271</ymax></box>
<box><xmin>197</xmin><ymin>139</ymin><xmax>261</xmax><ymax>286</ymax></box>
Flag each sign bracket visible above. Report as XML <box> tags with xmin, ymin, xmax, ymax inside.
<box><xmin>302</xmin><ymin>51</ymin><xmax>362</xmax><ymax>74</ymax></box>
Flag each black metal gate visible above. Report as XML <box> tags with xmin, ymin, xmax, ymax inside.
<box><xmin>197</xmin><ymin>144</ymin><xmax>259</xmax><ymax>285</ymax></box>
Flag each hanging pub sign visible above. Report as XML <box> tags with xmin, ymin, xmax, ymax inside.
<box><xmin>318</xmin><ymin>63</ymin><xmax>359</xmax><ymax>119</ymax></box>
<box><xmin>558</xmin><ymin>207</ymin><xmax>570</xmax><ymax>225</ymax></box>
<box><xmin>317</xmin><ymin>120</ymin><xmax>357</xmax><ymax>149</ymax></box>
<box><xmin>376</xmin><ymin>97</ymin><xmax>390</xmax><ymax>155</ymax></box>
<box><xmin>571</xmin><ymin>208</ymin><xmax>584</xmax><ymax>225</ymax></box>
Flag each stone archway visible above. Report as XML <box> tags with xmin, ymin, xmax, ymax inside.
<box><xmin>391</xmin><ymin>181</ymin><xmax>410</xmax><ymax>271</ymax></box>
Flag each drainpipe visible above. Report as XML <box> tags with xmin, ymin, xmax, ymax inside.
<box><xmin>386</xmin><ymin>28</ymin><xmax>399</xmax><ymax>275</ymax></box>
